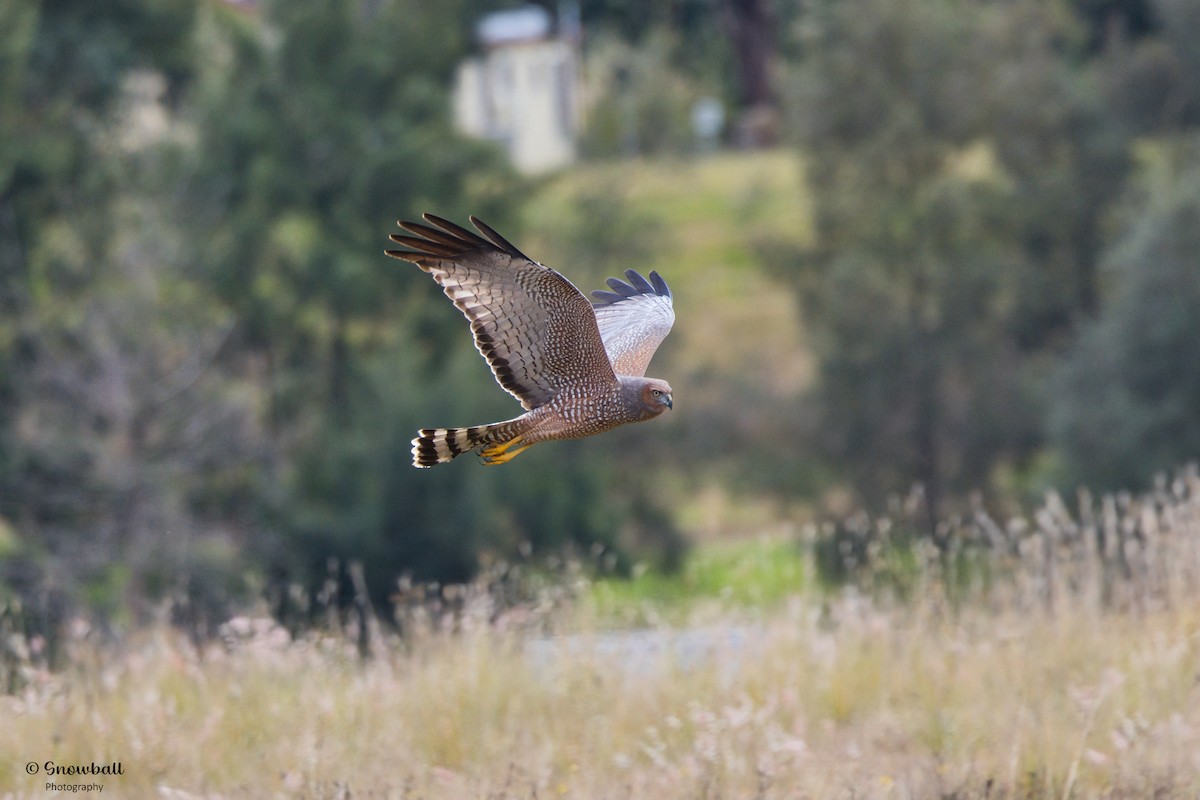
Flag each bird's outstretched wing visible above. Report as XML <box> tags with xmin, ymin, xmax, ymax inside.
<box><xmin>590</xmin><ymin>269</ymin><xmax>675</xmax><ymax>377</ymax></box>
<box><xmin>387</xmin><ymin>214</ymin><xmax>616</xmax><ymax>410</ymax></box>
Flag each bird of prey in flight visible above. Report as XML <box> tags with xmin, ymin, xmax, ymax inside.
<box><xmin>386</xmin><ymin>214</ymin><xmax>675</xmax><ymax>467</ymax></box>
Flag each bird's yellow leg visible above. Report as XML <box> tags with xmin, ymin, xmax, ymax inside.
<box><xmin>480</xmin><ymin>435</ymin><xmax>531</xmax><ymax>465</ymax></box>
<box><xmin>481</xmin><ymin>443</ymin><xmax>532</xmax><ymax>465</ymax></box>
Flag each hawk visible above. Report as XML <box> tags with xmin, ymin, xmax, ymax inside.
<box><xmin>386</xmin><ymin>214</ymin><xmax>675</xmax><ymax>467</ymax></box>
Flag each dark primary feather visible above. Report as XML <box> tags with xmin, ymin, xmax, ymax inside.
<box><xmin>386</xmin><ymin>213</ymin><xmax>534</xmax><ymax>263</ymax></box>
<box><xmin>590</xmin><ymin>269</ymin><xmax>673</xmax><ymax>307</ymax></box>
<box><xmin>386</xmin><ymin>213</ymin><xmax>492</xmax><ymax>260</ymax></box>
<box><xmin>648</xmin><ymin>270</ymin><xmax>671</xmax><ymax>298</ymax></box>
<box><xmin>624</xmin><ymin>270</ymin><xmax>655</xmax><ymax>294</ymax></box>
<box><xmin>469</xmin><ymin>215</ymin><xmax>531</xmax><ymax>260</ymax></box>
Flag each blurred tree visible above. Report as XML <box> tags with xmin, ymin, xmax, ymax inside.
<box><xmin>580</xmin><ymin>0</ymin><xmax>709</xmax><ymax>42</ymax></box>
<box><xmin>185</xmin><ymin>0</ymin><xmax>514</xmax><ymax>427</ymax></box>
<box><xmin>1050</xmin><ymin>144</ymin><xmax>1200</xmax><ymax>490</ymax></box>
<box><xmin>783</xmin><ymin>0</ymin><xmax>1129</xmax><ymax>519</ymax></box>
<box><xmin>577</xmin><ymin>0</ymin><xmax>800</xmax><ymax>153</ymax></box>
<box><xmin>0</xmin><ymin>0</ymin><xmax>196</xmax><ymax>318</ymax></box>
<box><xmin>975</xmin><ymin>6</ymin><xmax>1131</xmax><ymax>336</ymax></box>
<box><xmin>1097</xmin><ymin>0</ymin><xmax>1200</xmax><ymax>133</ymax></box>
<box><xmin>579</xmin><ymin>31</ymin><xmax>711</xmax><ymax>157</ymax></box>
<box><xmin>0</xmin><ymin>0</ymin><xmax>215</xmax><ymax>639</ymax></box>
<box><xmin>1073</xmin><ymin>0</ymin><xmax>1156</xmax><ymax>49</ymax></box>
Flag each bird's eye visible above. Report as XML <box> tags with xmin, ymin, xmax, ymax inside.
<box><xmin>651</xmin><ymin>389</ymin><xmax>661</xmax><ymax>397</ymax></box>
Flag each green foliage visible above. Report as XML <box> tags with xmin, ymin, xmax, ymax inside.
<box><xmin>1097</xmin><ymin>0</ymin><xmax>1200</xmax><ymax>133</ymax></box>
<box><xmin>185</xmin><ymin>0</ymin><xmax>515</xmax><ymax>404</ymax></box>
<box><xmin>579</xmin><ymin>32</ymin><xmax>713</xmax><ymax>157</ymax></box>
<box><xmin>782</xmin><ymin>0</ymin><xmax>1129</xmax><ymax>514</ymax></box>
<box><xmin>580</xmin><ymin>0</ymin><xmax>737</xmax><ymax>105</ymax></box>
<box><xmin>1050</xmin><ymin>142</ymin><xmax>1200</xmax><ymax>490</ymax></box>
<box><xmin>0</xmin><ymin>0</ymin><xmax>221</xmax><ymax>634</ymax></box>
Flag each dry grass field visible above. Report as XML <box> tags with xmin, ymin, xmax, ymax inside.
<box><xmin>4</xmin><ymin>476</ymin><xmax>1200</xmax><ymax>799</ymax></box>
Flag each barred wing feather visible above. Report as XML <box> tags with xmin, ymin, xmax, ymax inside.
<box><xmin>386</xmin><ymin>214</ymin><xmax>616</xmax><ymax>410</ymax></box>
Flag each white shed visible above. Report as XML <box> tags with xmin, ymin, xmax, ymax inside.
<box><xmin>453</xmin><ymin>5</ymin><xmax>581</xmax><ymax>175</ymax></box>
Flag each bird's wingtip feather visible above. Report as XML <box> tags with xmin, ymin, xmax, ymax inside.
<box><xmin>593</xmin><ymin>269</ymin><xmax>672</xmax><ymax>305</ymax></box>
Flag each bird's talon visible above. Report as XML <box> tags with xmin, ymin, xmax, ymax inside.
<box><xmin>479</xmin><ymin>436</ymin><xmax>531</xmax><ymax>465</ymax></box>
<box><xmin>480</xmin><ymin>435</ymin><xmax>523</xmax><ymax>458</ymax></box>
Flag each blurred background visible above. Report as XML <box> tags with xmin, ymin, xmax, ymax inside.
<box><xmin>2</xmin><ymin>0</ymin><xmax>1199</xmax><ymax>644</ymax></box>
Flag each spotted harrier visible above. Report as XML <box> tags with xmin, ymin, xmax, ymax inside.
<box><xmin>386</xmin><ymin>214</ymin><xmax>674</xmax><ymax>467</ymax></box>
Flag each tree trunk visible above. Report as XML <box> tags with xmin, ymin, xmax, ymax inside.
<box><xmin>723</xmin><ymin>0</ymin><xmax>779</xmax><ymax>147</ymax></box>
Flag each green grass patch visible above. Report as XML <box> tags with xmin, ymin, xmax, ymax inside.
<box><xmin>523</xmin><ymin>149</ymin><xmax>811</xmax><ymax>275</ymax></box>
<box><xmin>584</xmin><ymin>536</ymin><xmax>809</xmax><ymax>624</ymax></box>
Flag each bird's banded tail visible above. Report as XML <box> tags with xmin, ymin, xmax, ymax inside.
<box><xmin>412</xmin><ymin>426</ymin><xmax>493</xmax><ymax>467</ymax></box>
<box><xmin>413</xmin><ymin>416</ymin><xmax>534</xmax><ymax>467</ymax></box>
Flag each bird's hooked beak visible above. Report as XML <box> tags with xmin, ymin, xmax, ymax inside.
<box><xmin>662</xmin><ymin>393</ymin><xmax>673</xmax><ymax>410</ymax></box>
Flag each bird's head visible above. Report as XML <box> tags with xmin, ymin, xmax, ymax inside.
<box><xmin>637</xmin><ymin>378</ymin><xmax>674</xmax><ymax>417</ymax></box>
